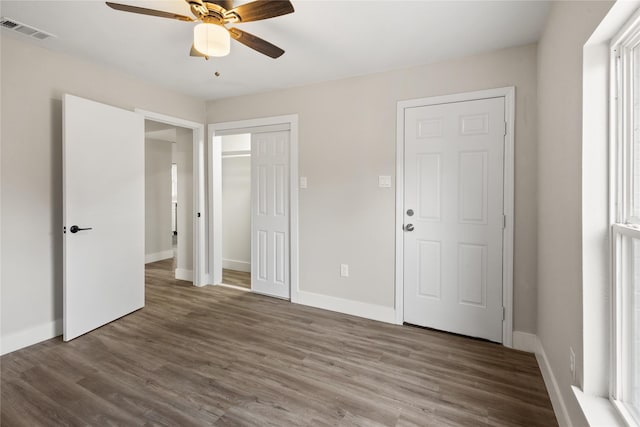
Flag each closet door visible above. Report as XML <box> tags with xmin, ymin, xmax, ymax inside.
<box><xmin>251</xmin><ymin>130</ymin><xmax>290</xmax><ymax>299</ymax></box>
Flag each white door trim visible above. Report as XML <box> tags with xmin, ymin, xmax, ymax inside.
<box><xmin>395</xmin><ymin>87</ymin><xmax>515</xmax><ymax>347</ymax></box>
<box><xmin>135</xmin><ymin>109</ymin><xmax>207</xmax><ymax>287</ymax></box>
<box><xmin>208</xmin><ymin>115</ymin><xmax>300</xmax><ymax>302</ymax></box>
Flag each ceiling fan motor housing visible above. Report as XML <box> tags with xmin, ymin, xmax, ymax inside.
<box><xmin>208</xmin><ymin>0</ymin><xmax>234</xmax><ymax>11</ymax></box>
<box><xmin>187</xmin><ymin>0</ymin><xmax>238</xmax><ymax>25</ymax></box>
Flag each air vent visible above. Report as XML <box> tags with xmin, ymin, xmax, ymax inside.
<box><xmin>0</xmin><ymin>17</ymin><xmax>56</xmax><ymax>41</ymax></box>
<box><xmin>0</xmin><ymin>19</ymin><xmax>19</xmax><ymax>29</ymax></box>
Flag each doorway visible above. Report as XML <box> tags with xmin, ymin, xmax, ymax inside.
<box><xmin>209</xmin><ymin>115</ymin><xmax>299</xmax><ymax>301</ymax></box>
<box><xmin>144</xmin><ymin>121</ymin><xmax>194</xmax><ymax>283</ymax></box>
<box><xmin>220</xmin><ymin>133</ymin><xmax>252</xmax><ymax>290</ymax></box>
<box><xmin>395</xmin><ymin>88</ymin><xmax>515</xmax><ymax>346</ymax></box>
<box><xmin>137</xmin><ymin>108</ymin><xmax>207</xmax><ymax>286</ymax></box>
<box><xmin>62</xmin><ymin>96</ymin><xmax>206</xmax><ymax>342</ymax></box>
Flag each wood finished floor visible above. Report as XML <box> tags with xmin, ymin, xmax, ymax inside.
<box><xmin>1</xmin><ymin>259</ymin><xmax>557</xmax><ymax>426</ymax></box>
<box><xmin>222</xmin><ymin>268</ymin><xmax>251</xmax><ymax>289</ymax></box>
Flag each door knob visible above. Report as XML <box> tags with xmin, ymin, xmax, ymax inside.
<box><xmin>69</xmin><ymin>225</ymin><xmax>93</xmax><ymax>233</ymax></box>
<box><xmin>406</xmin><ymin>209</ymin><xmax>414</xmax><ymax>216</ymax></box>
<box><xmin>405</xmin><ymin>224</ymin><xmax>414</xmax><ymax>232</ymax></box>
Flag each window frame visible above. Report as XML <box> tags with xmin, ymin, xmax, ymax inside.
<box><xmin>610</xmin><ymin>8</ymin><xmax>640</xmax><ymax>426</ymax></box>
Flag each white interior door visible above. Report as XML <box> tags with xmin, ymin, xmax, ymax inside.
<box><xmin>63</xmin><ymin>94</ymin><xmax>145</xmax><ymax>341</ymax></box>
<box><xmin>403</xmin><ymin>97</ymin><xmax>505</xmax><ymax>342</ymax></box>
<box><xmin>251</xmin><ymin>130</ymin><xmax>290</xmax><ymax>299</ymax></box>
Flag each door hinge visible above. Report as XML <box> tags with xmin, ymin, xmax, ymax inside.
<box><xmin>502</xmin><ymin>306</ymin><xmax>506</xmax><ymax>321</ymax></box>
<box><xmin>504</xmin><ymin>121</ymin><xmax>507</xmax><ymax>137</ymax></box>
<box><xmin>503</xmin><ymin>214</ymin><xmax>507</xmax><ymax>229</ymax></box>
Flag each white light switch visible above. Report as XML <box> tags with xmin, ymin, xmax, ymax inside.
<box><xmin>300</xmin><ymin>176</ymin><xmax>307</xmax><ymax>189</ymax></box>
<box><xmin>378</xmin><ymin>175</ymin><xmax>392</xmax><ymax>188</ymax></box>
<box><xmin>340</xmin><ymin>264</ymin><xmax>349</xmax><ymax>277</ymax></box>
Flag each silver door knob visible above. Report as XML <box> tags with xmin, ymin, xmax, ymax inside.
<box><xmin>405</xmin><ymin>224</ymin><xmax>414</xmax><ymax>232</ymax></box>
<box><xmin>406</xmin><ymin>209</ymin><xmax>414</xmax><ymax>216</ymax></box>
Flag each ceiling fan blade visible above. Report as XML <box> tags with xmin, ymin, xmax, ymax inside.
<box><xmin>228</xmin><ymin>27</ymin><xmax>285</xmax><ymax>58</ymax></box>
<box><xmin>190</xmin><ymin>44</ymin><xmax>209</xmax><ymax>60</ymax></box>
<box><xmin>106</xmin><ymin>2</ymin><xmax>194</xmax><ymax>22</ymax></box>
<box><xmin>226</xmin><ymin>0</ymin><xmax>294</xmax><ymax>23</ymax></box>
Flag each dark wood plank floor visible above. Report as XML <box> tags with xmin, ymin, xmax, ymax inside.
<box><xmin>222</xmin><ymin>268</ymin><xmax>251</xmax><ymax>289</ymax></box>
<box><xmin>1</xmin><ymin>259</ymin><xmax>557</xmax><ymax>426</ymax></box>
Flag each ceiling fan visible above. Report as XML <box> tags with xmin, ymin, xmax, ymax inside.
<box><xmin>106</xmin><ymin>0</ymin><xmax>294</xmax><ymax>59</ymax></box>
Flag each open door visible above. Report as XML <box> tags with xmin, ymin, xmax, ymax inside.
<box><xmin>63</xmin><ymin>94</ymin><xmax>144</xmax><ymax>341</ymax></box>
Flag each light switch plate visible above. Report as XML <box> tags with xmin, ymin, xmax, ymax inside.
<box><xmin>300</xmin><ymin>176</ymin><xmax>307</xmax><ymax>189</ymax></box>
<box><xmin>340</xmin><ymin>264</ymin><xmax>349</xmax><ymax>277</ymax></box>
<box><xmin>378</xmin><ymin>175</ymin><xmax>391</xmax><ymax>188</ymax></box>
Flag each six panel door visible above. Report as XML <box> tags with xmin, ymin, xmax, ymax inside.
<box><xmin>403</xmin><ymin>97</ymin><xmax>505</xmax><ymax>342</ymax></box>
<box><xmin>251</xmin><ymin>130</ymin><xmax>290</xmax><ymax>299</ymax></box>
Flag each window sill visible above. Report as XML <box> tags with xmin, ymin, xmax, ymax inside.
<box><xmin>572</xmin><ymin>386</ymin><xmax>630</xmax><ymax>427</ymax></box>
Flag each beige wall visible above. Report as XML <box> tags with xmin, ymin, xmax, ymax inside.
<box><xmin>145</xmin><ymin>138</ymin><xmax>173</xmax><ymax>259</ymax></box>
<box><xmin>207</xmin><ymin>43</ymin><xmax>539</xmax><ymax>332</ymax></box>
<box><xmin>536</xmin><ymin>1</ymin><xmax>613</xmax><ymax>425</ymax></box>
<box><xmin>0</xmin><ymin>36</ymin><xmax>205</xmax><ymax>341</ymax></box>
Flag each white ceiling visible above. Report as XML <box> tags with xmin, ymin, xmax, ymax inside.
<box><xmin>0</xmin><ymin>0</ymin><xmax>550</xmax><ymax>101</ymax></box>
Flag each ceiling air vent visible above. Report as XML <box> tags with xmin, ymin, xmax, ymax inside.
<box><xmin>0</xmin><ymin>18</ymin><xmax>19</xmax><ymax>29</ymax></box>
<box><xmin>0</xmin><ymin>17</ymin><xmax>56</xmax><ymax>41</ymax></box>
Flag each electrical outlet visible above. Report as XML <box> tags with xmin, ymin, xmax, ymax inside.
<box><xmin>340</xmin><ymin>264</ymin><xmax>349</xmax><ymax>277</ymax></box>
<box><xmin>569</xmin><ymin>347</ymin><xmax>576</xmax><ymax>382</ymax></box>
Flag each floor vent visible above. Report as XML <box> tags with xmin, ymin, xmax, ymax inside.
<box><xmin>0</xmin><ymin>17</ymin><xmax>56</xmax><ymax>40</ymax></box>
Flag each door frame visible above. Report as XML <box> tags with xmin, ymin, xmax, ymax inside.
<box><xmin>208</xmin><ymin>115</ymin><xmax>299</xmax><ymax>301</ymax></box>
<box><xmin>135</xmin><ymin>108</ymin><xmax>207</xmax><ymax>287</ymax></box>
<box><xmin>395</xmin><ymin>87</ymin><xmax>515</xmax><ymax>347</ymax></box>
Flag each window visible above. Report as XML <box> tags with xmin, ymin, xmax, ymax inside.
<box><xmin>611</xmin><ymin>10</ymin><xmax>640</xmax><ymax>426</ymax></box>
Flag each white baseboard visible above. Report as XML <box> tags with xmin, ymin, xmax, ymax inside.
<box><xmin>512</xmin><ymin>331</ymin><xmax>538</xmax><ymax>353</ymax></box>
<box><xmin>145</xmin><ymin>250</ymin><xmax>174</xmax><ymax>264</ymax></box>
<box><xmin>535</xmin><ymin>337</ymin><xmax>572</xmax><ymax>427</ymax></box>
<box><xmin>295</xmin><ymin>290</ymin><xmax>396</xmax><ymax>324</ymax></box>
<box><xmin>175</xmin><ymin>268</ymin><xmax>193</xmax><ymax>282</ymax></box>
<box><xmin>1</xmin><ymin>319</ymin><xmax>62</xmax><ymax>356</ymax></box>
<box><xmin>222</xmin><ymin>259</ymin><xmax>251</xmax><ymax>272</ymax></box>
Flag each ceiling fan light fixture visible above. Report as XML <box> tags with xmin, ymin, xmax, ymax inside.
<box><xmin>193</xmin><ymin>23</ymin><xmax>230</xmax><ymax>57</ymax></box>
